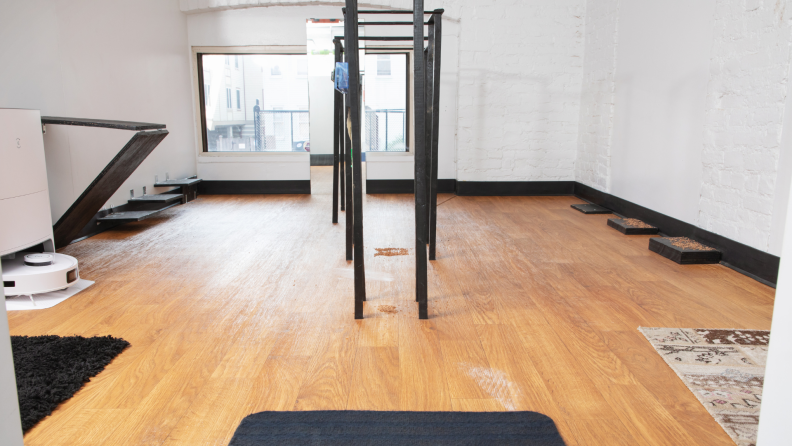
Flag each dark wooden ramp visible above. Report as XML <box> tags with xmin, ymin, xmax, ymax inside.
<box><xmin>44</xmin><ymin>117</ymin><xmax>169</xmax><ymax>247</ymax></box>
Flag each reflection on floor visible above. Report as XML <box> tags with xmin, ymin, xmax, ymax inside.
<box><xmin>9</xmin><ymin>166</ymin><xmax>774</xmax><ymax>446</ymax></box>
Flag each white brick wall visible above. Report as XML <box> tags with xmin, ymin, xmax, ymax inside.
<box><xmin>698</xmin><ymin>0</ymin><xmax>792</xmax><ymax>251</ymax></box>
<box><xmin>575</xmin><ymin>0</ymin><xmax>618</xmax><ymax>192</ymax></box>
<box><xmin>454</xmin><ymin>0</ymin><xmax>585</xmax><ymax>181</ymax></box>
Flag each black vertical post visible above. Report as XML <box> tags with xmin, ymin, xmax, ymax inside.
<box><xmin>337</xmin><ymin>42</ymin><xmax>346</xmax><ymax>212</ymax></box>
<box><xmin>332</xmin><ymin>43</ymin><xmax>341</xmax><ymax>224</ymax></box>
<box><xmin>345</xmin><ymin>2</ymin><xmax>366</xmax><ymax>319</ymax></box>
<box><xmin>345</xmin><ymin>50</ymin><xmax>354</xmax><ymax>262</ymax></box>
<box><xmin>413</xmin><ymin>0</ymin><xmax>428</xmax><ymax>319</ymax></box>
<box><xmin>429</xmin><ymin>11</ymin><xmax>442</xmax><ymax>260</ymax></box>
<box><xmin>424</xmin><ymin>46</ymin><xmax>433</xmax><ymax>244</ymax></box>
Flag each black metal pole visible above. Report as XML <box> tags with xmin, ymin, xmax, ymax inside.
<box><xmin>429</xmin><ymin>12</ymin><xmax>442</xmax><ymax>260</ymax></box>
<box><xmin>345</xmin><ymin>1</ymin><xmax>367</xmax><ymax>318</ymax></box>
<box><xmin>344</xmin><ymin>50</ymin><xmax>354</xmax><ymax>262</ymax></box>
<box><xmin>424</xmin><ymin>46</ymin><xmax>433</xmax><ymax>244</ymax></box>
<box><xmin>332</xmin><ymin>44</ymin><xmax>341</xmax><ymax>224</ymax></box>
<box><xmin>337</xmin><ymin>42</ymin><xmax>346</xmax><ymax>212</ymax></box>
<box><xmin>413</xmin><ymin>0</ymin><xmax>428</xmax><ymax>319</ymax></box>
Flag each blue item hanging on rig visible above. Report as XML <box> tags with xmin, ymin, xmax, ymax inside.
<box><xmin>334</xmin><ymin>62</ymin><xmax>349</xmax><ymax>94</ymax></box>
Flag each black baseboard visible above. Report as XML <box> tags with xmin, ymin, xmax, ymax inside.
<box><xmin>456</xmin><ymin>181</ymin><xmax>575</xmax><ymax>196</ymax></box>
<box><xmin>198</xmin><ymin>180</ymin><xmax>311</xmax><ymax>195</ymax></box>
<box><xmin>366</xmin><ymin>179</ymin><xmax>457</xmax><ymax>194</ymax></box>
<box><xmin>310</xmin><ymin>154</ymin><xmax>334</xmax><ymax>166</ymax></box>
<box><xmin>574</xmin><ymin>182</ymin><xmax>780</xmax><ymax>285</ymax></box>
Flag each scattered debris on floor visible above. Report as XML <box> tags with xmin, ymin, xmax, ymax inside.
<box><xmin>377</xmin><ymin>305</ymin><xmax>398</xmax><ymax>314</ymax></box>
<box><xmin>374</xmin><ymin>248</ymin><xmax>408</xmax><ymax>257</ymax></box>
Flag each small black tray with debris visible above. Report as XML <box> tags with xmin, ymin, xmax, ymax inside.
<box><xmin>649</xmin><ymin>237</ymin><xmax>721</xmax><ymax>264</ymax></box>
<box><xmin>607</xmin><ymin>218</ymin><xmax>659</xmax><ymax>235</ymax></box>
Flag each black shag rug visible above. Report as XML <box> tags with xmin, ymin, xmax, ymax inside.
<box><xmin>11</xmin><ymin>335</ymin><xmax>130</xmax><ymax>432</ymax></box>
<box><xmin>229</xmin><ymin>410</ymin><xmax>567</xmax><ymax>445</ymax></box>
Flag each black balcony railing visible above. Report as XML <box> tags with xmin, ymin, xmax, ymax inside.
<box><xmin>253</xmin><ymin>107</ymin><xmax>310</xmax><ymax>152</ymax></box>
<box><xmin>365</xmin><ymin>109</ymin><xmax>406</xmax><ymax>151</ymax></box>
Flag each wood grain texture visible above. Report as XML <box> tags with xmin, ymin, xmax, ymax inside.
<box><xmin>12</xmin><ymin>166</ymin><xmax>774</xmax><ymax>446</ymax></box>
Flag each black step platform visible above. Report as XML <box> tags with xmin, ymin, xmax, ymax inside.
<box><xmin>97</xmin><ymin>203</ymin><xmax>179</xmax><ymax>223</ymax></box>
<box><xmin>154</xmin><ymin>178</ymin><xmax>202</xmax><ymax>203</ymax></box>
<box><xmin>571</xmin><ymin>203</ymin><xmax>611</xmax><ymax>214</ymax></box>
<box><xmin>649</xmin><ymin>237</ymin><xmax>722</xmax><ymax>264</ymax></box>
<box><xmin>607</xmin><ymin>218</ymin><xmax>659</xmax><ymax>235</ymax></box>
<box><xmin>153</xmin><ymin>178</ymin><xmax>202</xmax><ymax>187</ymax></box>
<box><xmin>128</xmin><ymin>194</ymin><xmax>183</xmax><ymax>204</ymax></box>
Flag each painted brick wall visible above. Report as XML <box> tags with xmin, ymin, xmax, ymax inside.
<box><xmin>698</xmin><ymin>0</ymin><xmax>792</xmax><ymax>251</ymax></box>
<box><xmin>454</xmin><ymin>1</ymin><xmax>585</xmax><ymax>181</ymax></box>
<box><xmin>575</xmin><ymin>0</ymin><xmax>619</xmax><ymax>192</ymax></box>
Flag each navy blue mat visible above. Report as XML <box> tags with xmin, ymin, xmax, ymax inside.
<box><xmin>229</xmin><ymin>410</ymin><xmax>566</xmax><ymax>445</ymax></box>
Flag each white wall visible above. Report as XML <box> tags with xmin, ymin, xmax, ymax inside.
<box><xmin>757</xmin><ymin>118</ymin><xmax>792</xmax><ymax>446</ymax></box>
<box><xmin>0</xmin><ymin>0</ymin><xmax>197</xmax><ymax>229</ymax></box>
<box><xmin>455</xmin><ymin>0</ymin><xmax>585</xmax><ymax>182</ymax></box>
<box><xmin>575</xmin><ymin>0</ymin><xmax>618</xmax><ymax>192</ymax></box>
<box><xmin>0</xmin><ymin>269</ymin><xmax>24</xmax><ymax>446</ymax></box>
<box><xmin>577</xmin><ymin>0</ymin><xmax>792</xmax><ymax>254</ymax></box>
<box><xmin>699</xmin><ymin>1</ymin><xmax>792</xmax><ymax>253</ymax></box>
<box><xmin>609</xmin><ymin>0</ymin><xmax>715</xmax><ymax>225</ymax></box>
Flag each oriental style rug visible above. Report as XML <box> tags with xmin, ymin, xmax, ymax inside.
<box><xmin>639</xmin><ymin>327</ymin><xmax>769</xmax><ymax>446</ymax></box>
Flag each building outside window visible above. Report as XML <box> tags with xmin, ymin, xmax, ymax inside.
<box><xmin>364</xmin><ymin>53</ymin><xmax>408</xmax><ymax>152</ymax></box>
<box><xmin>199</xmin><ymin>54</ymin><xmax>309</xmax><ymax>152</ymax></box>
<box><xmin>377</xmin><ymin>54</ymin><xmax>391</xmax><ymax>76</ymax></box>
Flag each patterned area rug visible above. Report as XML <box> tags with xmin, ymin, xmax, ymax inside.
<box><xmin>639</xmin><ymin>327</ymin><xmax>768</xmax><ymax>446</ymax></box>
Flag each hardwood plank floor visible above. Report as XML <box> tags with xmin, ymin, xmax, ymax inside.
<box><xmin>11</xmin><ymin>166</ymin><xmax>774</xmax><ymax>445</ymax></box>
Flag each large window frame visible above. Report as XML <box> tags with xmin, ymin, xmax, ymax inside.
<box><xmin>193</xmin><ymin>46</ymin><xmax>307</xmax><ymax>155</ymax></box>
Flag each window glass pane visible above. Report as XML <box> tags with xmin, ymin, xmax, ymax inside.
<box><xmin>201</xmin><ymin>54</ymin><xmax>309</xmax><ymax>152</ymax></box>
<box><xmin>363</xmin><ymin>53</ymin><xmax>407</xmax><ymax>152</ymax></box>
<box><xmin>376</xmin><ymin>54</ymin><xmax>391</xmax><ymax>76</ymax></box>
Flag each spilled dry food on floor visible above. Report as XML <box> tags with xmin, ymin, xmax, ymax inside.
<box><xmin>374</xmin><ymin>248</ymin><xmax>409</xmax><ymax>257</ymax></box>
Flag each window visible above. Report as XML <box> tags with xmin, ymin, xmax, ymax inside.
<box><xmin>363</xmin><ymin>53</ymin><xmax>408</xmax><ymax>152</ymax></box>
<box><xmin>377</xmin><ymin>55</ymin><xmax>391</xmax><ymax>76</ymax></box>
<box><xmin>197</xmin><ymin>53</ymin><xmax>309</xmax><ymax>152</ymax></box>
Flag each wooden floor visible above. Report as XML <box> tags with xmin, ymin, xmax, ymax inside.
<box><xmin>10</xmin><ymin>166</ymin><xmax>775</xmax><ymax>445</ymax></box>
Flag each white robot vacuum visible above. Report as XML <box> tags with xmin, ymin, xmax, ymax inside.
<box><xmin>2</xmin><ymin>253</ymin><xmax>80</xmax><ymax>297</ymax></box>
<box><xmin>1</xmin><ymin>109</ymin><xmax>83</xmax><ymax>307</ymax></box>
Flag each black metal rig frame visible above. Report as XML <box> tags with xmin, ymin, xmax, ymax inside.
<box><xmin>332</xmin><ymin>2</ymin><xmax>443</xmax><ymax>319</ymax></box>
